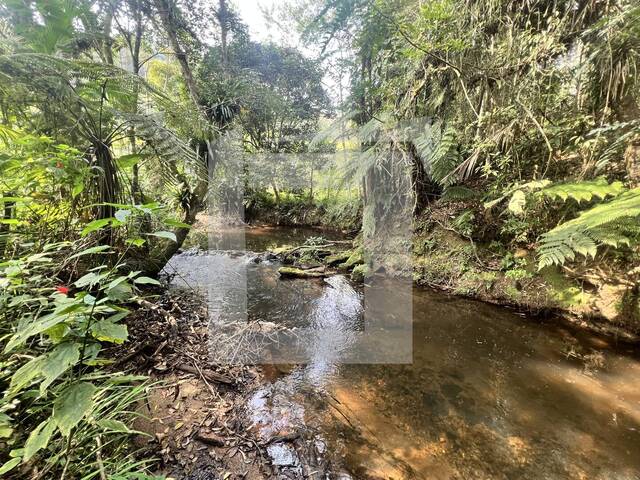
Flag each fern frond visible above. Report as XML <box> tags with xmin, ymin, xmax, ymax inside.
<box><xmin>540</xmin><ymin>177</ymin><xmax>626</xmax><ymax>203</ymax></box>
<box><xmin>425</xmin><ymin>126</ymin><xmax>460</xmax><ymax>186</ymax></box>
<box><xmin>441</xmin><ymin>185</ymin><xmax>477</xmax><ymax>202</ymax></box>
<box><xmin>538</xmin><ymin>188</ymin><xmax>640</xmax><ymax>268</ymax></box>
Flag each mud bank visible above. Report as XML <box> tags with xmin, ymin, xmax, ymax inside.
<box><xmin>111</xmin><ymin>289</ymin><xmax>349</xmax><ymax>479</ymax></box>
<box><xmin>411</xmin><ymin>224</ymin><xmax>640</xmax><ymax>341</ymax></box>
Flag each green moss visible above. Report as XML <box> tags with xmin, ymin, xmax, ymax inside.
<box><xmin>541</xmin><ymin>267</ymin><xmax>593</xmax><ymax>308</ymax></box>
<box><xmin>324</xmin><ymin>251</ymin><xmax>351</xmax><ymax>266</ymax></box>
<box><xmin>350</xmin><ymin>264</ymin><xmax>370</xmax><ymax>282</ymax></box>
<box><xmin>339</xmin><ymin>247</ymin><xmax>364</xmax><ymax>270</ymax></box>
<box><xmin>503</xmin><ymin>284</ymin><xmax>522</xmax><ymax>301</ymax></box>
<box><xmin>278</xmin><ymin>267</ymin><xmax>325</xmax><ymax>278</ymax></box>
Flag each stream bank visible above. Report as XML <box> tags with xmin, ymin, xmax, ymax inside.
<box><xmin>113</xmin><ymin>225</ymin><xmax>640</xmax><ymax>480</ymax></box>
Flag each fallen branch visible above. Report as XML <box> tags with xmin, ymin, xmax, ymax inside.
<box><xmin>176</xmin><ymin>363</ymin><xmax>234</xmax><ymax>385</ymax></box>
<box><xmin>195</xmin><ymin>431</ymin><xmax>226</xmax><ymax>447</ymax></box>
<box><xmin>262</xmin><ymin>432</ymin><xmax>300</xmax><ymax>445</ymax></box>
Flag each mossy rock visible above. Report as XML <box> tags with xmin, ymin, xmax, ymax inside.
<box><xmin>338</xmin><ymin>247</ymin><xmax>364</xmax><ymax>271</ymax></box>
<box><xmin>324</xmin><ymin>251</ymin><xmax>351</xmax><ymax>266</ymax></box>
<box><xmin>350</xmin><ymin>264</ymin><xmax>370</xmax><ymax>282</ymax></box>
<box><xmin>278</xmin><ymin>267</ymin><xmax>326</xmax><ymax>278</ymax></box>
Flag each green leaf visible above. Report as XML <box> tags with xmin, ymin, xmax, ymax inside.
<box><xmin>0</xmin><ymin>457</ymin><xmax>21</xmax><ymax>475</ymax></box>
<box><xmin>106</xmin><ymin>275</ymin><xmax>129</xmax><ymax>291</ymax></box>
<box><xmin>134</xmin><ymin>276</ymin><xmax>161</xmax><ymax>286</ymax></box>
<box><xmin>81</xmin><ymin>218</ymin><xmax>113</xmax><ymax>237</ymax></box>
<box><xmin>74</xmin><ymin>271</ymin><xmax>104</xmax><ymax>288</ymax></box>
<box><xmin>91</xmin><ymin>320</ymin><xmax>128</xmax><ymax>344</ymax></box>
<box><xmin>507</xmin><ymin>190</ymin><xmax>526</xmax><ymax>215</ymax></box>
<box><xmin>5</xmin><ymin>313</ymin><xmax>68</xmax><ymax>352</ymax></box>
<box><xmin>0</xmin><ymin>414</ymin><xmax>13</xmax><ymax>439</ymax></box>
<box><xmin>97</xmin><ymin>419</ymin><xmax>132</xmax><ymax>433</ymax></box>
<box><xmin>125</xmin><ymin>237</ymin><xmax>146</xmax><ymax>247</ymax></box>
<box><xmin>164</xmin><ymin>218</ymin><xmax>192</xmax><ymax>229</ymax></box>
<box><xmin>40</xmin><ymin>343</ymin><xmax>81</xmax><ymax>394</ymax></box>
<box><xmin>68</xmin><ymin>245</ymin><xmax>112</xmax><ymax>260</ymax></box>
<box><xmin>0</xmin><ymin>196</ymin><xmax>31</xmax><ymax>203</ymax></box>
<box><xmin>9</xmin><ymin>357</ymin><xmax>43</xmax><ymax>392</ymax></box>
<box><xmin>106</xmin><ymin>311</ymin><xmax>129</xmax><ymax>323</ymax></box>
<box><xmin>72</xmin><ymin>180</ymin><xmax>84</xmax><ymax>198</ymax></box>
<box><xmin>147</xmin><ymin>231</ymin><xmax>177</xmax><ymax>242</ymax></box>
<box><xmin>24</xmin><ymin>420</ymin><xmax>56</xmax><ymax>461</ymax></box>
<box><xmin>53</xmin><ymin>382</ymin><xmax>97</xmax><ymax>436</ymax></box>
<box><xmin>106</xmin><ymin>281</ymin><xmax>132</xmax><ymax>301</ymax></box>
<box><xmin>116</xmin><ymin>153</ymin><xmax>150</xmax><ymax>169</ymax></box>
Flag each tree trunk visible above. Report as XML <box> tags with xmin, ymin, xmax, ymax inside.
<box><xmin>153</xmin><ymin>0</ymin><xmax>200</xmax><ymax>106</ymax></box>
<box><xmin>0</xmin><ymin>192</ymin><xmax>14</xmax><ymax>256</ymax></box>
<box><xmin>625</xmin><ymin>134</ymin><xmax>640</xmax><ymax>188</ymax></box>
<box><xmin>217</xmin><ymin>0</ymin><xmax>229</xmax><ymax>68</ymax></box>
<box><xmin>94</xmin><ymin>143</ymin><xmax>119</xmax><ymax>220</ymax></box>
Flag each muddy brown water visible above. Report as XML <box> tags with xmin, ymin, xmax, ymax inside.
<box><xmin>166</xmin><ymin>226</ymin><xmax>640</xmax><ymax>480</ymax></box>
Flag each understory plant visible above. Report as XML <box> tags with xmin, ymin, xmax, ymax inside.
<box><xmin>0</xmin><ymin>239</ymin><xmax>164</xmax><ymax>478</ymax></box>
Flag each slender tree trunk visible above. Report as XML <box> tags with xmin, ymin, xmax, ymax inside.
<box><xmin>102</xmin><ymin>8</ymin><xmax>114</xmax><ymax>65</ymax></box>
<box><xmin>129</xmin><ymin>0</ymin><xmax>144</xmax><ymax>203</ymax></box>
<box><xmin>272</xmin><ymin>180</ymin><xmax>281</xmax><ymax>203</ymax></box>
<box><xmin>94</xmin><ymin>142</ymin><xmax>119</xmax><ymax>220</ymax></box>
<box><xmin>218</xmin><ymin>0</ymin><xmax>229</xmax><ymax>68</ymax></box>
<box><xmin>153</xmin><ymin>0</ymin><xmax>200</xmax><ymax>106</ymax></box>
<box><xmin>0</xmin><ymin>192</ymin><xmax>14</xmax><ymax>256</ymax></box>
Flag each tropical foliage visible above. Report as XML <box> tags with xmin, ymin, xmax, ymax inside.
<box><xmin>303</xmin><ymin>0</ymin><xmax>640</xmax><ymax>272</ymax></box>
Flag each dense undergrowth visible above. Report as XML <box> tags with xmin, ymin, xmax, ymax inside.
<box><xmin>299</xmin><ymin>0</ymin><xmax>640</xmax><ymax>328</ymax></box>
<box><xmin>244</xmin><ymin>191</ymin><xmax>361</xmax><ymax>231</ymax></box>
<box><xmin>0</xmin><ymin>133</ymin><xmax>175</xmax><ymax>477</ymax></box>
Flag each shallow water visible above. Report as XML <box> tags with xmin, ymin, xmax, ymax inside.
<box><xmin>185</xmin><ymin>224</ymin><xmax>349</xmax><ymax>252</ymax></box>
<box><xmin>166</xmin><ymin>226</ymin><xmax>640</xmax><ymax>479</ymax></box>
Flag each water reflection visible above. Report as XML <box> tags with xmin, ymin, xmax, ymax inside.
<box><xmin>165</xmin><ymin>227</ymin><xmax>640</xmax><ymax>479</ymax></box>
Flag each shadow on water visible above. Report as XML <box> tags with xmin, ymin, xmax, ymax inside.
<box><xmin>165</xmin><ymin>226</ymin><xmax>640</xmax><ymax>479</ymax></box>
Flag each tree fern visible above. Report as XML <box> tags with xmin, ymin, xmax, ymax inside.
<box><xmin>485</xmin><ymin>177</ymin><xmax>625</xmax><ymax>213</ymax></box>
<box><xmin>416</xmin><ymin>125</ymin><xmax>460</xmax><ymax>187</ymax></box>
<box><xmin>538</xmin><ymin>188</ymin><xmax>640</xmax><ymax>268</ymax></box>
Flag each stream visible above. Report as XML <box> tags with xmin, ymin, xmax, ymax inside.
<box><xmin>166</xmin><ymin>226</ymin><xmax>640</xmax><ymax>480</ymax></box>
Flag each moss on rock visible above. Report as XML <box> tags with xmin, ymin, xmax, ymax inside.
<box><xmin>350</xmin><ymin>264</ymin><xmax>370</xmax><ymax>282</ymax></box>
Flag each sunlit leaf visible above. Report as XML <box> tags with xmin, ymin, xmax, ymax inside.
<box><xmin>24</xmin><ymin>419</ymin><xmax>56</xmax><ymax>461</ymax></box>
<box><xmin>91</xmin><ymin>320</ymin><xmax>128</xmax><ymax>344</ymax></box>
<box><xmin>0</xmin><ymin>457</ymin><xmax>21</xmax><ymax>475</ymax></box>
<box><xmin>81</xmin><ymin>218</ymin><xmax>113</xmax><ymax>236</ymax></box>
<box><xmin>134</xmin><ymin>276</ymin><xmax>161</xmax><ymax>286</ymax></box>
<box><xmin>39</xmin><ymin>343</ymin><xmax>81</xmax><ymax>393</ymax></box>
<box><xmin>147</xmin><ymin>231</ymin><xmax>177</xmax><ymax>242</ymax></box>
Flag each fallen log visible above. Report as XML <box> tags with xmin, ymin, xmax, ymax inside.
<box><xmin>278</xmin><ymin>266</ymin><xmax>328</xmax><ymax>278</ymax></box>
